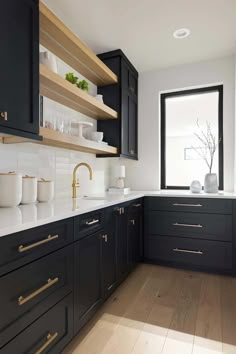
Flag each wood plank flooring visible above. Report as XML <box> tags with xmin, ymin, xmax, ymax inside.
<box><xmin>63</xmin><ymin>264</ymin><xmax>236</xmax><ymax>354</ymax></box>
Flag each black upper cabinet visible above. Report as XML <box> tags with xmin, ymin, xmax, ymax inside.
<box><xmin>0</xmin><ymin>0</ymin><xmax>40</xmax><ymax>140</ymax></box>
<box><xmin>97</xmin><ymin>50</ymin><xmax>138</xmax><ymax>159</ymax></box>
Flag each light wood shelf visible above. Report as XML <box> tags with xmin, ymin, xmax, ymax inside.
<box><xmin>40</xmin><ymin>64</ymin><xmax>118</xmax><ymax>120</ymax></box>
<box><xmin>40</xmin><ymin>2</ymin><xmax>118</xmax><ymax>86</ymax></box>
<box><xmin>2</xmin><ymin>128</ymin><xmax>118</xmax><ymax>155</ymax></box>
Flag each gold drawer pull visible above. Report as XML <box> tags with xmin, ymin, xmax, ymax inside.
<box><xmin>34</xmin><ymin>332</ymin><xmax>58</xmax><ymax>354</ymax></box>
<box><xmin>18</xmin><ymin>234</ymin><xmax>59</xmax><ymax>253</ymax></box>
<box><xmin>18</xmin><ymin>277</ymin><xmax>59</xmax><ymax>306</ymax></box>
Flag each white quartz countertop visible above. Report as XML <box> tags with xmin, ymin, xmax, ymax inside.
<box><xmin>1</xmin><ymin>190</ymin><xmax>236</xmax><ymax>238</ymax></box>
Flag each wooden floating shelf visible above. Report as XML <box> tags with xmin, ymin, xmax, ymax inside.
<box><xmin>2</xmin><ymin>128</ymin><xmax>118</xmax><ymax>155</ymax></box>
<box><xmin>40</xmin><ymin>64</ymin><xmax>118</xmax><ymax>120</ymax></box>
<box><xmin>40</xmin><ymin>2</ymin><xmax>118</xmax><ymax>86</ymax></box>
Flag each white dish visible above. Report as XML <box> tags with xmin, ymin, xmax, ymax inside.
<box><xmin>90</xmin><ymin>131</ymin><xmax>104</xmax><ymax>143</ymax></box>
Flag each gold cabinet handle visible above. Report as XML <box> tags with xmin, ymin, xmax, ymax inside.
<box><xmin>34</xmin><ymin>332</ymin><xmax>58</xmax><ymax>354</ymax></box>
<box><xmin>18</xmin><ymin>277</ymin><xmax>59</xmax><ymax>306</ymax></box>
<box><xmin>18</xmin><ymin>234</ymin><xmax>59</xmax><ymax>253</ymax></box>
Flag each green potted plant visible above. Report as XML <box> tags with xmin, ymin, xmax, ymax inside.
<box><xmin>76</xmin><ymin>79</ymin><xmax>89</xmax><ymax>92</ymax></box>
<box><xmin>65</xmin><ymin>72</ymin><xmax>78</xmax><ymax>84</ymax></box>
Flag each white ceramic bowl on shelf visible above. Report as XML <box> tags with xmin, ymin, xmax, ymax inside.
<box><xmin>90</xmin><ymin>132</ymin><xmax>104</xmax><ymax>143</ymax></box>
<box><xmin>0</xmin><ymin>172</ymin><xmax>22</xmax><ymax>207</ymax></box>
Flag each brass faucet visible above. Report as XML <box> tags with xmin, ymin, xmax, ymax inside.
<box><xmin>72</xmin><ymin>163</ymin><xmax>93</xmax><ymax>198</ymax></box>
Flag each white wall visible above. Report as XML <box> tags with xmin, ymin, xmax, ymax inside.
<box><xmin>123</xmin><ymin>55</ymin><xmax>236</xmax><ymax>192</ymax></box>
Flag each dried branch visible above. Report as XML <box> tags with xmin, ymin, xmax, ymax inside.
<box><xmin>191</xmin><ymin>119</ymin><xmax>220</xmax><ymax>174</ymax></box>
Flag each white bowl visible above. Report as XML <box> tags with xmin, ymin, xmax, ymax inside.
<box><xmin>90</xmin><ymin>132</ymin><xmax>104</xmax><ymax>143</ymax></box>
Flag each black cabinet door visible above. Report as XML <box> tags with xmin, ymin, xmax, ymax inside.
<box><xmin>102</xmin><ymin>207</ymin><xmax>117</xmax><ymax>297</ymax></box>
<box><xmin>116</xmin><ymin>207</ymin><xmax>129</xmax><ymax>280</ymax></box>
<box><xmin>74</xmin><ymin>231</ymin><xmax>103</xmax><ymax>333</ymax></box>
<box><xmin>0</xmin><ymin>0</ymin><xmax>39</xmax><ymax>137</ymax></box>
<box><xmin>97</xmin><ymin>50</ymin><xmax>138</xmax><ymax>160</ymax></box>
<box><xmin>128</xmin><ymin>203</ymin><xmax>143</xmax><ymax>270</ymax></box>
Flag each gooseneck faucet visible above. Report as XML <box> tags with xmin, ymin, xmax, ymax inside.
<box><xmin>72</xmin><ymin>163</ymin><xmax>93</xmax><ymax>198</ymax></box>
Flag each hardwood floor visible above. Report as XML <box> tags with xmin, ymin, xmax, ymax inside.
<box><xmin>63</xmin><ymin>264</ymin><xmax>236</xmax><ymax>354</ymax></box>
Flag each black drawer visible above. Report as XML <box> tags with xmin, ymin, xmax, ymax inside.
<box><xmin>145</xmin><ymin>236</ymin><xmax>232</xmax><ymax>271</ymax></box>
<box><xmin>1</xmin><ymin>294</ymin><xmax>73</xmax><ymax>354</ymax></box>
<box><xmin>0</xmin><ymin>245</ymin><xmax>73</xmax><ymax>348</ymax></box>
<box><xmin>0</xmin><ymin>218</ymin><xmax>74</xmax><ymax>276</ymax></box>
<box><xmin>129</xmin><ymin>198</ymin><xmax>143</xmax><ymax>215</ymax></box>
<box><xmin>74</xmin><ymin>209</ymin><xmax>104</xmax><ymax>240</ymax></box>
<box><xmin>145</xmin><ymin>197</ymin><xmax>232</xmax><ymax>214</ymax></box>
<box><xmin>147</xmin><ymin>211</ymin><xmax>232</xmax><ymax>242</ymax></box>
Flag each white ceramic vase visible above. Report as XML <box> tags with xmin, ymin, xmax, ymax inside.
<box><xmin>0</xmin><ymin>172</ymin><xmax>22</xmax><ymax>207</ymax></box>
<box><xmin>204</xmin><ymin>173</ymin><xmax>218</xmax><ymax>193</ymax></box>
<box><xmin>190</xmin><ymin>180</ymin><xmax>202</xmax><ymax>193</ymax></box>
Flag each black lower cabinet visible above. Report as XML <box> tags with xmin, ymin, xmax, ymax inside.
<box><xmin>102</xmin><ymin>206</ymin><xmax>117</xmax><ymax>298</ymax></box>
<box><xmin>1</xmin><ymin>294</ymin><xmax>73</xmax><ymax>354</ymax></box>
<box><xmin>116</xmin><ymin>206</ymin><xmax>129</xmax><ymax>281</ymax></box>
<box><xmin>128</xmin><ymin>213</ymin><xmax>142</xmax><ymax>271</ymax></box>
<box><xmin>74</xmin><ymin>231</ymin><xmax>103</xmax><ymax>334</ymax></box>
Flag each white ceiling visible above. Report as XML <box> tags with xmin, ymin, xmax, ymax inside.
<box><xmin>44</xmin><ymin>0</ymin><xmax>236</xmax><ymax>72</ymax></box>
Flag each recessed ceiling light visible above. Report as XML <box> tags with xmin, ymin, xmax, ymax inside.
<box><xmin>173</xmin><ymin>28</ymin><xmax>191</xmax><ymax>39</ymax></box>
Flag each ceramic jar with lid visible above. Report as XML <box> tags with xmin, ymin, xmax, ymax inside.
<box><xmin>0</xmin><ymin>172</ymin><xmax>22</xmax><ymax>207</ymax></box>
<box><xmin>37</xmin><ymin>179</ymin><xmax>54</xmax><ymax>202</ymax></box>
<box><xmin>22</xmin><ymin>176</ymin><xmax>37</xmax><ymax>204</ymax></box>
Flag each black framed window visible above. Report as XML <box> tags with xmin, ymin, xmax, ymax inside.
<box><xmin>161</xmin><ymin>85</ymin><xmax>223</xmax><ymax>190</ymax></box>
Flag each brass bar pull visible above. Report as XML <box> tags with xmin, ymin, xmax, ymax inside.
<box><xmin>130</xmin><ymin>219</ymin><xmax>135</xmax><ymax>225</ymax></box>
<box><xmin>172</xmin><ymin>222</ymin><xmax>203</xmax><ymax>228</ymax></box>
<box><xmin>18</xmin><ymin>234</ymin><xmax>59</xmax><ymax>253</ymax></box>
<box><xmin>18</xmin><ymin>277</ymin><xmax>59</xmax><ymax>306</ymax></box>
<box><xmin>86</xmin><ymin>219</ymin><xmax>99</xmax><ymax>226</ymax></box>
<box><xmin>133</xmin><ymin>203</ymin><xmax>142</xmax><ymax>207</ymax></box>
<box><xmin>172</xmin><ymin>203</ymin><xmax>203</xmax><ymax>207</ymax></box>
<box><xmin>173</xmin><ymin>248</ymin><xmax>203</xmax><ymax>255</ymax></box>
<box><xmin>0</xmin><ymin>111</ymin><xmax>8</xmax><ymax>121</ymax></box>
<box><xmin>34</xmin><ymin>332</ymin><xmax>58</xmax><ymax>354</ymax></box>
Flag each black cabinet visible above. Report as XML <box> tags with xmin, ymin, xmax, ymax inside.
<box><xmin>102</xmin><ymin>206</ymin><xmax>117</xmax><ymax>298</ymax></box>
<box><xmin>0</xmin><ymin>0</ymin><xmax>40</xmax><ymax>140</ymax></box>
<box><xmin>116</xmin><ymin>206</ymin><xmax>130</xmax><ymax>280</ymax></box>
<box><xmin>74</xmin><ymin>231</ymin><xmax>103</xmax><ymax>333</ymax></box>
<box><xmin>128</xmin><ymin>201</ymin><xmax>143</xmax><ymax>270</ymax></box>
<box><xmin>1</xmin><ymin>294</ymin><xmax>73</xmax><ymax>354</ymax></box>
<box><xmin>144</xmin><ymin>196</ymin><xmax>234</xmax><ymax>274</ymax></box>
<box><xmin>97</xmin><ymin>50</ymin><xmax>138</xmax><ymax>159</ymax></box>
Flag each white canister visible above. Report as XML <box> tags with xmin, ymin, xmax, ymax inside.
<box><xmin>39</xmin><ymin>51</ymin><xmax>58</xmax><ymax>73</ymax></box>
<box><xmin>22</xmin><ymin>176</ymin><xmax>37</xmax><ymax>204</ymax></box>
<box><xmin>37</xmin><ymin>180</ymin><xmax>54</xmax><ymax>202</ymax></box>
<box><xmin>0</xmin><ymin>172</ymin><xmax>22</xmax><ymax>207</ymax></box>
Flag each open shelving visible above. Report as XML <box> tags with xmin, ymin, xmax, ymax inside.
<box><xmin>40</xmin><ymin>64</ymin><xmax>118</xmax><ymax>120</ymax></box>
<box><xmin>40</xmin><ymin>2</ymin><xmax>118</xmax><ymax>86</ymax></box>
<box><xmin>2</xmin><ymin>128</ymin><xmax>118</xmax><ymax>155</ymax></box>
